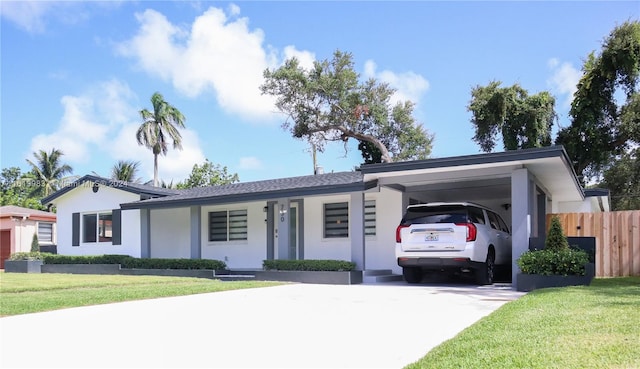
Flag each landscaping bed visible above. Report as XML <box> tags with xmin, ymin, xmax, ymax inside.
<box><xmin>258</xmin><ymin>259</ymin><xmax>362</xmax><ymax>285</ymax></box>
<box><xmin>253</xmin><ymin>270</ymin><xmax>362</xmax><ymax>284</ymax></box>
<box><xmin>7</xmin><ymin>254</ymin><xmax>362</xmax><ymax>284</ymax></box>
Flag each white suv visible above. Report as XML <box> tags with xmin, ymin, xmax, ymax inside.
<box><xmin>395</xmin><ymin>202</ymin><xmax>511</xmax><ymax>285</ymax></box>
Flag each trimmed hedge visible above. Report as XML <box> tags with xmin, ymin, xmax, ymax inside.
<box><xmin>262</xmin><ymin>259</ymin><xmax>356</xmax><ymax>271</ymax></box>
<box><xmin>517</xmin><ymin>248</ymin><xmax>589</xmax><ymax>276</ymax></box>
<box><xmin>43</xmin><ymin>254</ymin><xmax>132</xmax><ymax>265</ymax></box>
<box><xmin>121</xmin><ymin>258</ymin><xmax>226</xmax><ymax>271</ymax></box>
<box><xmin>41</xmin><ymin>254</ymin><xmax>227</xmax><ymax>270</ymax></box>
<box><xmin>8</xmin><ymin>252</ymin><xmax>44</xmax><ymax>261</ymax></box>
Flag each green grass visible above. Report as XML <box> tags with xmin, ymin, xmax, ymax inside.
<box><xmin>0</xmin><ymin>272</ymin><xmax>283</xmax><ymax>316</ymax></box>
<box><xmin>406</xmin><ymin>277</ymin><xmax>640</xmax><ymax>369</ymax></box>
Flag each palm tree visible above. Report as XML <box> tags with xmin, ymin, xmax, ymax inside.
<box><xmin>136</xmin><ymin>92</ymin><xmax>186</xmax><ymax>187</ymax></box>
<box><xmin>110</xmin><ymin>160</ymin><xmax>141</xmax><ymax>183</ymax></box>
<box><xmin>25</xmin><ymin>148</ymin><xmax>73</xmax><ymax>197</ymax></box>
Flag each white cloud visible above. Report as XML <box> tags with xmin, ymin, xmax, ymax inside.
<box><xmin>108</xmin><ymin>123</ymin><xmax>207</xmax><ymax>182</ymax></box>
<box><xmin>117</xmin><ymin>5</ymin><xmax>432</xmax><ymax>123</ymax></box>
<box><xmin>0</xmin><ymin>1</ymin><xmax>120</xmax><ymax>34</ymax></box>
<box><xmin>238</xmin><ymin>157</ymin><xmax>263</xmax><ymax>170</ymax></box>
<box><xmin>283</xmin><ymin>46</ymin><xmax>316</xmax><ymax>71</ymax></box>
<box><xmin>146</xmin><ymin>129</ymin><xmax>206</xmax><ymax>182</ymax></box>
<box><xmin>1</xmin><ymin>1</ymin><xmax>54</xmax><ymax>33</ymax></box>
<box><xmin>363</xmin><ymin>60</ymin><xmax>430</xmax><ymax>106</ymax></box>
<box><xmin>29</xmin><ymin>95</ymin><xmax>109</xmax><ymax>163</ymax></box>
<box><xmin>29</xmin><ymin>79</ymin><xmax>205</xmax><ymax>183</ymax></box>
<box><xmin>117</xmin><ymin>7</ymin><xmax>283</xmax><ymax>121</ymax></box>
<box><xmin>547</xmin><ymin>58</ymin><xmax>582</xmax><ymax>108</ymax></box>
<box><xmin>228</xmin><ymin>3</ymin><xmax>241</xmax><ymax>16</ymax></box>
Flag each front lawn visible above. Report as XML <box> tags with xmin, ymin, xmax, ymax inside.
<box><xmin>0</xmin><ymin>272</ymin><xmax>283</xmax><ymax>316</ymax></box>
<box><xmin>406</xmin><ymin>277</ymin><xmax>640</xmax><ymax>369</ymax></box>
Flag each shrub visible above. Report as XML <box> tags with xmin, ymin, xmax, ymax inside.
<box><xmin>262</xmin><ymin>259</ymin><xmax>356</xmax><ymax>271</ymax></box>
<box><xmin>30</xmin><ymin>233</ymin><xmax>39</xmax><ymax>253</ymax></box>
<box><xmin>9</xmin><ymin>252</ymin><xmax>44</xmax><ymax>261</ymax></box>
<box><xmin>516</xmin><ymin>215</ymin><xmax>589</xmax><ymax>276</ymax></box>
<box><xmin>121</xmin><ymin>258</ymin><xmax>226</xmax><ymax>270</ymax></box>
<box><xmin>517</xmin><ymin>248</ymin><xmax>589</xmax><ymax>276</ymax></box>
<box><xmin>545</xmin><ymin>215</ymin><xmax>569</xmax><ymax>251</ymax></box>
<box><xmin>41</xmin><ymin>254</ymin><xmax>227</xmax><ymax>270</ymax></box>
<box><xmin>43</xmin><ymin>254</ymin><xmax>133</xmax><ymax>265</ymax></box>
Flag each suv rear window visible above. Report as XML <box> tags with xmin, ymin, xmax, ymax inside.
<box><xmin>401</xmin><ymin>205</ymin><xmax>470</xmax><ymax>225</ymax></box>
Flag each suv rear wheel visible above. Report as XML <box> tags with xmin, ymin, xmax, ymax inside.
<box><xmin>403</xmin><ymin>267</ymin><xmax>422</xmax><ymax>284</ymax></box>
<box><xmin>475</xmin><ymin>249</ymin><xmax>495</xmax><ymax>285</ymax></box>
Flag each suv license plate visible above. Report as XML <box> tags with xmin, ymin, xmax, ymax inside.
<box><xmin>425</xmin><ymin>234</ymin><xmax>439</xmax><ymax>241</ymax></box>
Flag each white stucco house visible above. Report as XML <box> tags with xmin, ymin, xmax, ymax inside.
<box><xmin>41</xmin><ymin>146</ymin><xmax>609</xmax><ymax>289</ymax></box>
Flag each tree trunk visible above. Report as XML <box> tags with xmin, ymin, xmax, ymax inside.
<box><xmin>306</xmin><ymin>126</ymin><xmax>393</xmax><ymax>163</ymax></box>
<box><xmin>153</xmin><ymin>153</ymin><xmax>159</xmax><ymax>187</ymax></box>
<box><xmin>340</xmin><ymin>129</ymin><xmax>392</xmax><ymax>163</ymax></box>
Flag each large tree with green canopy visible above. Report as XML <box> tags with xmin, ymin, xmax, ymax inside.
<box><xmin>556</xmin><ymin>20</ymin><xmax>640</xmax><ymax>183</ymax></box>
<box><xmin>467</xmin><ymin>81</ymin><xmax>557</xmax><ymax>152</ymax></box>
<box><xmin>176</xmin><ymin>159</ymin><xmax>239</xmax><ymax>189</ymax></box>
<box><xmin>260</xmin><ymin>50</ymin><xmax>433</xmax><ymax>164</ymax></box>
<box><xmin>0</xmin><ymin>167</ymin><xmax>46</xmax><ymax>210</ymax></box>
<box><xmin>600</xmin><ymin>147</ymin><xmax>640</xmax><ymax>210</ymax></box>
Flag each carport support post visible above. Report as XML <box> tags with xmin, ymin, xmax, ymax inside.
<box><xmin>350</xmin><ymin>192</ymin><xmax>365</xmax><ymax>270</ymax></box>
<box><xmin>190</xmin><ymin>206</ymin><xmax>201</xmax><ymax>259</ymax></box>
<box><xmin>511</xmin><ymin>169</ymin><xmax>533</xmax><ymax>289</ymax></box>
<box><xmin>140</xmin><ymin>209</ymin><xmax>150</xmax><ymax>258</ymax></box>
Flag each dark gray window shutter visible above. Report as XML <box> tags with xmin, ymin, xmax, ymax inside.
<box><xmin>112</xmin><ymin>209</ymin><xmax>122</xmax><ymax>245</ymax></box>
<box><xmin>72</xmin><ymin>213</ymin><xmax>80</xmax><ymax>246</ymax></box>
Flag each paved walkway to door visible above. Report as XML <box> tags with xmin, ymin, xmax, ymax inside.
<box><xmin>1</xmin><ymin>282</ymin><xmax>524</xmax><ymax>369</ymax></box>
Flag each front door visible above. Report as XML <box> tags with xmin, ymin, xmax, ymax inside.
<box><xmin>1</xmin><ymin>230</ymin><xmax>12</xmax><ymax>269</ymax></box>
<box><xmin>273</xmin><ymin>203</ymin><xmax>298</xmax><ymax>260</ymax></box>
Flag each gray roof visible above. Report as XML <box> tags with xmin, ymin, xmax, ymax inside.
<box><xmin>41</xmin><ymin>175</ymin><xmax>180</xmax><ymax>205</ymax></box>
<box><xmin>120</xmin><ymin>171</ymin><xmax>373</xmax><ymax>209</ymax></box>
<box><xmin>50</xmin><ymin>146</ymin><xmax>593</xmax><ymax>210</ymax></box>
<box><xmin>360</xmin><ymin>145</ymin><xmax>576</xmax><ymax>174</ymax></box>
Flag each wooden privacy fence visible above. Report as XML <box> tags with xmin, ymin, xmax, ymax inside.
<box><xmin>546</xmin><ymin>211</ymin><xmax>640</xmax><ymax>277</ymax></box>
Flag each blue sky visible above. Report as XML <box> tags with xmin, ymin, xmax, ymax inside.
<box><xmin>2</xmin><ymin>1</ymin><xmax>639</xmax><ymax>184</ymax></box>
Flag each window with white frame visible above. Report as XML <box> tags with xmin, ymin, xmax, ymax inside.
<box><xmin>38</xmin><ymin>222</ymin><xmax>53</xmax><ymax>243</ymax></box>
<box><xmin>365</xmin><ymin>200</ymin><xmax>376</xmax><ymax>236</ymax></box>
<box><xmin>82</xmin><ymin>212</ymin><xmax>112</xmax><ymax>243</ymax></box>
<box><xmin>324</xmin><ymin>202</ymin><xmax>349</xmax><ymax>238</ymax></box>
<box><xmin>209</xmin><ymin>210</ymin><xmax>248</xmax><ymax>242</ymax></box>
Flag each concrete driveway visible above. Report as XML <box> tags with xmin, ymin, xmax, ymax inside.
<box><xmin>1</xmin><ymin>281</ymin><xmax>524</xmax><ymax>369</ymax></box>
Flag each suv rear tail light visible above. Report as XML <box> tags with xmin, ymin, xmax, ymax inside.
<box><xmin>396</xmin><ymin>225</ymin><xmax>409</xmax><ymax>243</ymax></box>
<box><xmin>455</xmin><ymin>223</ymin><xmax>477</xmax><ymax>242</ymax></box>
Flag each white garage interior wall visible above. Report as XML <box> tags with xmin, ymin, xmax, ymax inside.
<box><xmin>556</xmin><ymin>199</ymin><xmax>601</xmax><ymax>213</ymax></box>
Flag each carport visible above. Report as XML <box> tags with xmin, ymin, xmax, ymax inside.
<box><xmin>359</xmin><ymin>146</ymin><xmax>589</xmax><ymax>289</ymax></box>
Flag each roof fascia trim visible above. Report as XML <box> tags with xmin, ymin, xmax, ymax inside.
<box><xmin>360</xmin><ymin>145</ymin><xmax>569</xmax><ymax>174</ymax></box>
<box><xmin>41</xmin><ymin>175</ymin><xmax>174</xmax><ymax>205</ymax></box>
<box><xmin>121</xmin><ymin>180</ymin><xmax>376</xmax><ymax>210</ymax></box>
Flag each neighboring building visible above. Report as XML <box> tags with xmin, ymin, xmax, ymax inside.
<box><xmin>0</xmin><ymin>205</ymin><xmax>57</xmax><ymax>269</ymax></box>
<box><xmin>41</xmin><ymin>146</ymin><xmax>610</xmax><ymax>289</ymax></box>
